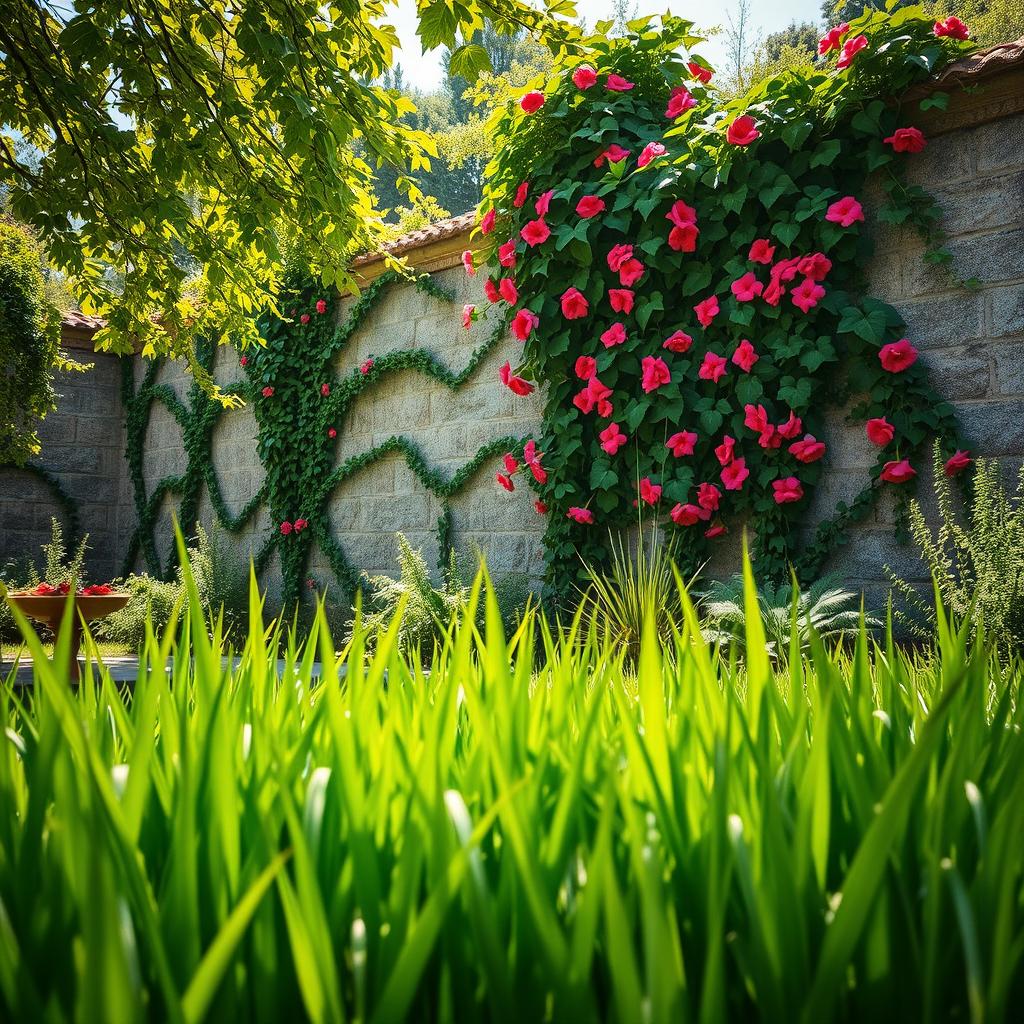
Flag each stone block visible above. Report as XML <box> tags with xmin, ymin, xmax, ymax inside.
<box><xmin>895</xmin><ymin>292</ymin><xmax>986</xmax><ymax>350</ymax></box>
<box><xmin>921</xmin><ymin>347</ymin><xmax>992</xmax><ymax>401</ymax></box>
<box><xmin>74</xmin><ymin>416</ymin><xmax>120</xmax><ymax>447</ymax></box>
<box><xmin>933</xmin><ymin>170</ymin><xmax>1024</xmax><ymax>238</ymax></box>
<box><xmin>953</xmin><ymin>398</ymin><xmax>1024</xmax><ymax>455</ymax></box>
<box><xmin>974</xmin><ymin>115</ymin><xmax>1024</xmax><ymax>174</ymax></box>
<box><xmin>993</xmin><ymin>342</ymin><xmax>1024</xmax><ymax>395</ymax></box>
<box><xmin>902</xmin><ymin>130</ymin><xmax>975</xmax><ymax>187</ymax></box>
<box><xmin>944</xmin><ymin>228</ymin><xmax>1024</xmax><ymax>288</ymax></box>
<box><xmin>990</xmin><ymin>284</ymin><xmax>1024</xmax><ymax>339</ymax></box>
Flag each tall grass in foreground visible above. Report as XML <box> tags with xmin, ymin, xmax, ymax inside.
<box><xmin>1</xmin><ymin>546</ymin><xmax>1023</xmax><ymax>1024</ymax></box>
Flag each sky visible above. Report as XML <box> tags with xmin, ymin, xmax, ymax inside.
<box><xmin>387</xmin><ymin>0</ymin><xmax>827</xmax><ymax>91</ymax></box>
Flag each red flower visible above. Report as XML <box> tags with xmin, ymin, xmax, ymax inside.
<box><xmin>576</xmin><ymin>195</ymin><xmax>606</xmax><ymax>218</ymax></box>
<box><xmin>280</xmin><ymin>521</ymin><xmax>293</xmax><ymax>535</ymax></box>
<box><xmin>500</xmin><ymin>361</ymin><xmax>534</xmax><ymax>396</ymax></box>
<box><xmin>523</xmin><ymin>439</ymin><xmax>547</xmax><ymax>483</ymax></box>
<box><xmin>520</xmin><ymin>91</ymin><xmax>545</xmax><ymax>113</ymax></box>
<box><xmin>294</xmin><ymin>518</ymin><xmax>308</xmax><ymax>532</ymax></box>
<box><xmin>606</xmin><ymin>74</ymin><xmax>634</xmax><ymax>91</ymax></box>
<box><xmin>732</xmin><ymin>339</ymin><xmax>758</xmax><ymax>372</ymax></box>
<box><xmin>836</xmin><ymin>34</ymin><xmax>868</xmax><ymax>70</ymax></box>
<box><xmin>714</xmin><ymin>434</ymin><xmax>736</xmax><ymax>466</ymax></box>
<box><xmin>667</xmin><ymin>430</ymin><xmax>697</xmax><ymax>457</ymax></box>
<box><xmin>498</xmin><ymin>278</ymin><xmax>518</xmax><ymax>304</ymax></box>
<box><xmin>639</xmin><ymin>477</ymin><xmax>662</xmax><ymax>505</ymax></box>
<box><xmin>884</xmin><ymin>127</ymin><xmax>927</xmax><ymax>153</ymax></box>
<box><xmin>503</xmin><ymin>452</ymin><xmax>519</xmax><ymax>475</ymax></box>
<box><xmin>772</xmin><ymin>256</ymin><xmax>801</xmax><ymax>282</ymax></box>
<box><xmin>934</xmin><ymin>16</ymin><xmax>970</xmax><ymax>39</ymax></box>
<box><xmin>694</xmin><ymin>295</ymin><xmax>719</xmax><ymax>327</ymax></box>
<box><xmin>797</xmin><ymin>252</ymin><xmax>832</xmax><ymax>282</ymax></box>
<box><xmin>638</xmin><ymin>141</ymin><xmax>666</xmax><ymax>167</ymax></box>
<box><xmin>666</xmin><ymin>86</ymin><xmax>696</xmax><ymax>119</ymax></box>
<box><xmin>498</xmin><ymin>240</ymin><xmax>518</xmax><ymax>268</ymax></box>
<box><xmin>618</xmin><ymin>258</ymin><xmax>645</xmax><ymax>287</ymax></box>
<box><xmin>514</xmin><ymin>181</ymin><xmax>529</xmax><ymax>208</ymax></box>
<box><xmin>699</xmin><ymin>351</ymin><xmax>727</xmax><ymax>383</ymax></box>
<box><xmin>300</xmin><ymin>313</ymin><xmax>310</xmax><ymax>324</ymax></box>
<box><xmin>573</xmin><ymin>65</ymin><xmax>598</xmax><ymax>89</ymax></box>
<box><xmin>881</xmin><ymin>459</ymin><xmax>916</xmax><ymax>484</ymax></box>
<box><xmin>262</xmin><ymin>386</ymin><xmax>274</xmax><ymax>398</ymax></box>
<box><xmin>866</xmin><ymin>417</ymin><xmax>895</xmax><ymax>446</ymax></box>
<box><xmin>825</xmin><ymin>196</ymin><xmax>865</xmax><ymax>227</ymax></box>
<box><xmin>594</xmin><ymin>143</ymin><xmax>632</xmax><ymax>167</ymax></box>
<box><xmin>240</xmin><ymin>355</ymin><xmax>248</xmax><ymax>366</ymax></box>
<box><xmin>80</xmin><ymin>583</ymin><xmax>113</xmax><ymax>596</ymax></box>
<box><xmin>484</xmin><ymin>278</ymin><xmax>500</xmax><ymax>303</ymax></box>
<box><xmin>496</xmin><ymin>472</ymin><xmax>515</xmax><ymax>492</ymax></box>
<box><xmin>480</xmin><ymin>208</ymin><xmax>496</xmax><ymax>234</ymax></box>
<box><xmin>316</xmin><ymin>299</ymin><xmax>328</xmax><ymax>314</ymax></box>
<box><xmin>568</xmin><ymin>506</ymin><xmax>594</xmax><ymax>524</ymax></box>
<box><xmin>520</xmin><ymin>218</ymin><xmax>550</xmax><ymax>247</ymax></box>
<box><xmin>607</xmin><ymin>243</ymin><xmax>633</xmax><ymax>271</ymax></box>
<box><xmin>641</xmin><ymin>355</ymin><xmax>671</xmax><ymax>393</ymax></box>
<box><xmin>359</xmin><ymin>358</ymin><xmax>374</xmax><ymax>375</ymax></box>
<box><xmin>663</xmin><ymin>330</ymin><xmax>693</xmax><ymax>353</ymax></box>
<box><xmin>945</xmin><ymin>450</ymin><xmax>972</xmax><ymax>476</ymax></box>
<box><xmin>744</xmin><ymin>403</ymin><xmax>779</xmax><ymax>449</ymax></box>
<box><xmin>328</xmin><ymin>427</ymin><xmax>337</xmax><ymax>439</ymax></box>
<box><xmin>534</xmin><ymin>499</ymin><xmax>548</xmax><ymax>514</ymax></box>
<box><xmin>698</xmin><ymin>482</ymin><xmax>721</xmax><ymax>511</ymax></box>
<box><xmin>534</xmin><ymin>189</ymin><xmax>554</xmax><ymax>217</ymax></box>
<box><xmin>688</xmin><ymin>61</ymin><xmax>713</xmax><ymax>84</ymax></box>
<box><xmin>667</xmin><ymin>199</ymin><xmax>698</xmax><ymax>228</ymax></box>
<box><xmin>818</xmin><ymin>23</ymin><xmax>849</xmax><ymax>54</ymax></box>
<box><xmin>561</xmin><ymin>287</ymin><xmax>590</xmax><ymax>320</ymax></box>
<box><xmin>511</xmin><ymin>308</ymin><xmax>539</xmax><ymax>341</ymax></box>
<box><xmin>763</xmin><ymin>279</ymin><xmax>785</xmax><ymax>307</ymax></box>
<box><xmin>748</xmin><ymin>238</ymin><xmax>775</xmax><ymax>264</ymax></box>
<box><xmin>705</xmin><ymin>523</ymin><xmax>727</xmax><ymax>539</ymax></box>
<box><xmin>789</xmin><ymin>435</ymin><xmax>826</xmax><ymax>463</ymax></box>
<box><xmin>772</xmin><ymin>477</ymin><xmax>804</xmax><ymax>504</ymax></box>
<box><xmin>601</xmin><ymin>322</ymin><xmax>627</xmax><ymax>348</ymax></box>
<box><xmin>721</xmin><ymin>458</ymin><xmax>750</xmax><ymax>491</ymax></box>
<box><xmin>726</xmin><ymin>114</ymin><xmax>760</xmax><ymax>146</ymax></box>
<box><xmin>777</xmin><ymin>412</ymin><xmax>803</xmax><ymax>439</ymax></box>
<box><xmin>879</xmin><ymin>338</ymin><xmax>918</xmax><ymax>372</ymax></box>
<box><xmin>321</xmin><ymin>382</ymin><xmax>330</xmax><ymax>396</ymax></box>
<box><xmin>731</xmin><ymin>272</ymin><xmax>763</xmax><ymax>302</ymax></box>
<box><xmin>668</xmin><ymin>223</ymin><xmax>699</xmax><ymax>252</ymax></box>
<box><xmin>574</xmin><ymin>377</ymin><xmax>613</xmax><ymax>416</ymax></box>
<box><xmin>671</xmin><ymin>502</ymin><xmax>709</xmax><ymax>526</ymax></box>
<box><xmin>609</xmin><ymin>288</ymin><xmax>634</xmax><ymax>314</ymax></box>
<box><xmin>792</xmin><ymin>277</ymin><xmax>826</xmax><ymax>313</ymax></box>
<box><xmin>462</xmin><ymin>304</ymin><xmax>475</xmax><ymax>330</ymax></box>
<box><xmin>575</xmin><ymin>355</ymin><xmax>597</xmax><ymax>380</ymax></box>
<box><xmin>462</xmin><ymin>250</ymin><xmax>476</xmax><ymax>276</ymax></box>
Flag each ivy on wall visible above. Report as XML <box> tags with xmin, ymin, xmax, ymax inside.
<box><xmin>121</xmin><ymin>272</ymin><xmax>516</xmax><ymax>605</ymax></box>
<box><xmin>475</xmin><ymin>8</ymin><xmax>976</xmax><ymax>600</ymax></box>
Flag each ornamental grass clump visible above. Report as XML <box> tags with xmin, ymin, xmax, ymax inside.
<box><xmin>2</xmin><ymin>534</ymin><xmax>1023</xmax><ymax>1023</ymax></box>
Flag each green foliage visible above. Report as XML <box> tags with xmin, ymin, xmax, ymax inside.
<box><xmin>37</xmin><ymin>515</ymin><xmax>89</xmax><ymax>590</ymax></box>
<box><xmin>887</xmin><ymin>442</ymin><xmax>1024</xmax><ymax>651</ymax></box>
<box><xmin>478</xmin><ymin>9</ymin><xmax>972</xmax><ymax>603</ymax></box>
<box><xmin>3</xmin><ymin>546</ymin><xmax>1024</xmax><ymax>1021</ymax></box>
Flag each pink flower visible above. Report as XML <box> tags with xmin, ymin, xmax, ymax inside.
<box><xmin>934</xmin><ymin>16</ymin><xmax>970</xmax><ymax>39</ymax></box>
<box><xmin>511</xmin><ymin>308</ymin><xmax>539</xmax><ymax>341</ymax></box>
<box><xmin>836</xmin><ymin>35</ymin><xmax>868</xmax><ymax>70</ymax></box>
<box><xmin>688</xmin><ymin>61</ymin><xmax>713</xmax><ymax>84</ymax></box>
<box><xmin>520</xmin><ymin>218</ymin><xmax>550</xmax><ymax>247</ymax></box>
<box><xmin>777</xmin><ymin>412</ymin><xmax>803</xmax><ymax>440</ymax></box>
<box><xmin>576</xmin><ymin>195</ymin><xmax>606</xmax><ymax>218</ymax></box>
<box><xmin>666</xmin><ymin>86</ymin><xmax>697</xmax><ymax>119</ymax></box>
<box><xmin>744</xmin><ymin>403</ymin><xmax>769</xmax><ymax>433</ymax></box>
<box><xmin>503</xmin><ymin>452</ymin><xmax>519</xmax><ymax>475</ymax></box>
<box><xmin>498</xmin><ymin>278</ymin><xmax>518</xmax><ymax>304</ymax></box>
<box><xmin>321</xmin><ymin>382</ymin><xmax>330</xmax><ymax>396</ymax></box>
<box><xmin>731</xmin><ymin>272</ymin><xmax>764</xmax><ymax>302</ymax></box>
<box><xmin>721</xmin><ymin>458</ymin><xmax>750</xmax><ymax>491</ymax></box>
<box><xmin>818</xmin><ymin>23</ymin><xmax>849</xmax><ymax>54</ymax></box>
<box><xmin>575</xmin><ymin>355</ymin><xmax>597</xmax><ymax>380</ymax></box>
<box><xmin>715</xmin><ymin>434</ymin><xmax>736</xmax><ymax>466</ymax></box>
<box><xmin>638</xmin><ymin>141</ymin><xmax>667</xmax><ymax>167</ymax></box>
<box><xmin>789</xmin><ymin>435</ymin><xmax>826</xmax><ymax>463</ymax></box>
<box><xmin>671</xmin><ymin>502</ymin><xmax>709</xmax><ymax>526</ymax></box>
<box><xmin>594</xmin><ymin>143</ymin><xmax>632</xmax><ymax>167</ymax></box>
<box><xmin>607</xmin><ymin>243</ymin><xmax>633</xmax><ymax>271</ymax></box>
<box><xmin>668</xmin><ymin>223</ymin><xmax>699</xmax><ymax>252</ymax></box>
<box><xmin>694</xmin><ymin>295</ymin><xmax>719</xmax><ymax>327</ymax></box>
<box><xmin>573</xmin><ymin>64</ymin><xmax>598</xmax><ymax>89</ymax></box>
<box><xmin>884</xmin><ymin>127</ymin><xmax>927</xmax><ymax>153</ymax></box>
<box><xmin>240</xmin><ymin>355</ymin><xmax>248</xmax><ymax>366</ymax></box>
<box><xmin>667</xmin><ymin>200</ymin><xmax>698</xmax><ymax>228</ymax></box>
<box><xmin>262</xmin><ymin>386</ymin><xmax>274</xmax><ymax>398</ymax></box>
<box><xmin>732</xmin><ymin>339</ymin><xmax>758</xmax><ymax>372</ymax></box>
<box><xmin>705</xmin><ymin>523</ymin><xmax>727</xmax><ymax>539</ymax></box>
<box><xmin>498</xmin><ymin>240</ymin><xmax>518</xmax><ymax>268</ymax></box>
<box><xmin>945</xmin><ymin>450</ymin><xmax>972</xmax><ymax>476</ymax></box>
<box><xmin>698</xmin><ymin>482</ymin><xmax>721</xmax><ymax>511</ymax></box>
<box><xmin>797</xmin><ymin>252</ymin><xmax>832</xmax><ymax>282</ymax></box>
<box><xmin>763</xmin><ymin>279</ymin><xmax>785</xmax><ymax>307</ymax></box>
<box><xmin>496</xmin><ymin>472</ymin><xmax>515</xmax><ymax>492</ymax></box>
<box><xmin>773</xmin><ymin>477</ymin><xmax>804</xmax><ymax>504</ymax></box>
<box><xmin>772</xmin><ymin>256</ymin><xmax>800</xmax><ymax>282</ymax></box>
<box><xmin>726</xmin><ymin>114</ymin><xmax>760</xmax><ymax>146</ymax></box>
<box><xmin>359</xmin><ymin>358</ymin><xmax>374</xmax><ymax>375</ymax></box>
<box><xmin>462</xmin><ymin>304</ymin><xmax>475</xmax><ymax>330</ymax></box>
<box><xmin>534</xmin><ymin>499</ymin><xmax>548</xmax><ymax>514</ymax></box>
<box><xmin>792</xmin><ymin>278</ymin><xmax>826</xmax><ymax>313</ymax></box>
<box><xmin>561</xmin><ymin>287</ymin><xmax>590</xmax><ymax>320</ymax></box>
<box><xmin>667</xmin><ymin>430</ymin><xmax>698</xmax><ymax>457</ymax></box>
<box><xmin>699</xmin><ymin>351</ymin><xmax>727</xmax><ymax>383</ymax></box>
<box><xmin>568</xmin><ymin>506</ymin><xmax>594</xmax><ymax>524</ymax></box>
<box><xmin>484</xmin><ymin>279</ymin><xmax>500</xmax><ymax>303</ymax></box>
<box><xmin>825</xmin><ymin>196</ymin><xmax>865</xmax><ymax>227</ymax></box>
<box><xmin>524</xmin><ymin>440</ymin><xmax>547</xmax><ymax>484</ymax></box>
<box><xmin>641</xmin><ymin>355</ymin><xmax>671</xmax><ymax>393</ymax></box>
<box><xmin>480</xmin><ymin>208</ymin><xmax>496</xmax><ymax>234</ymax></box>
<box><xmin>279</xmin><ymin>521</ymin><xmax>294</xmax><ymax>535</ymax></box>
<box><xmin>294</xmin><ymin>518</ymin><xmax>308</xmax><ymax>533</ymax></box>
<box><xmin>600</xmin><ymin>422</ymin><xmax>628</xmax><ymax>455</ymax></box>
<box><xmin>663</xmin><ymin>330</ymin><xmax>693</xmax><ymax>353</ymax></box>
<box><xmin>300</xmin><ymin>313</ymin><xmax>310</xmax><ymax>324</ymax></box>
<box><xmin>574</xmin><ymin>377</ymin><xmax>613</xmax><ymax>416</ymax></box>
<box><xmin>881</xmin><ymin>459</ymin><xmax>916</xmax><ymax>484</ymax></box>
<box><xmin>520</xmin><ymin>91</ymin><xmax>545</xmax><ymax>113</ymax></box>
<box><xmin>866</xmin><ymin>417</ymin><xmax>895</xmax><ymax>446</ymax></box>
<box><xmin>514</xmin><ymin>181</ymin><xmax>529</xmax><ymax>208</ymax></box>
<box><xmin>535</xmin><ymin>189</ymin><xmax>554</xmax><ymax>217</ymax></box>
<box><xmin>328</xmin><ymin>427</ymin><xmax>337</xmax><ymax>439</ymax></box>
<box><xmin>608</xmin><ymin>288</ymin><xmax>634</xmax><ymax>314</ymax></box>
<box><xmin>606</xmin><ymin>74</ymin><xmax>634</xmax><ymax>91</ymax></box>
<box><xmin>618</xmin><ymin>258</ymin><xmax>645</xmax><ymax>287</ymax></box>
<box><xmin>879</xmin><ymin>338</ymin><xmax>918</xmax><ymax>372</ymax></box>
<box><xmin>749</xmin><ymin>238</ymin><xmax>775</xmax><ymax>264</ymax></box>
<box><xmin>500</xmin><ymin>361</ymin><xmax>534</xmax><ymax>396</ymax></box>
<box><xmin>462</xmin><ymin>250</ymin><xmax>476</xmax><ymax>276</ymax></box>
<box><xmin>639</xmin><ymin>477</ymin><xmax>662</xmax><ymax>505</ymax></box>
<box><xmin>316</xmin><ymin>299</ymin><xmax>328</xmax><ymax>314</ymax></box>
<box><xmin>601</xmin><ymin>322</ymin><xmax>627</xmax><ymax>348</ymax></box>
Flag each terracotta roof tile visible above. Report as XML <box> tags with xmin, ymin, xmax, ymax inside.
<box><xmin>352</xmin><ymin>211</ymin><xmax>476</xmax><ymax>266</ymax></box>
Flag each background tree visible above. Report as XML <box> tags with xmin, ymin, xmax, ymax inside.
<box><xmin>743</xmin><ymin>21</ymin><xmax>820</xmax><ymax>91</ymax></box>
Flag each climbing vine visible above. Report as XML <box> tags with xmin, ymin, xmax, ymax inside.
<box><xmin>475</xmin><ymin>7</ymin><xmax>976</xmax><ymax>600</ymax></box>
<box><xmin>122</xmin><ymin>272</ymin><xmax>513</xmax><ymax>605</ymax></box>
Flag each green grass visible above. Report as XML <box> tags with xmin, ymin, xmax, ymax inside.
<box><xmin>1</xmin><ymin>543</ymin><xmax>1022</xmax><ymax>1023</ymax></box>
